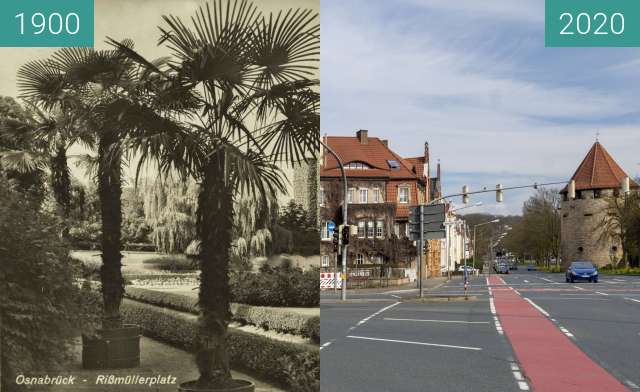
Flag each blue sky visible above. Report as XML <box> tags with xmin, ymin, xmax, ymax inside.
<box><xmin>321</xmin><ymin>0</ymin><xmax>640</xmax><ymax>215</ymax></box>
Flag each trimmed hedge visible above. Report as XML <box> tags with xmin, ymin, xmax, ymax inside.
<box><xmin>230</xmin><ymin>265</ymin><xmax>319</xmax><ymax>307</ymax></box>
<box><xmin>119</xmin><ymin>299</ymin><xmax>319</xmax><ymax>389</ymax></box>
<box><xmin>124</xmin><ymin>287</ymin><xmax>319</xmax><ymax>341</ymax></box>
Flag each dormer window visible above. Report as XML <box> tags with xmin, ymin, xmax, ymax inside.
<box><xmin>345</xmin><ymin>161</ymin><xmax>371</xmax><ymax>169</ymax></box>
<box><xmin>387</xmin><ymin>160</ymin><xmax>400</xmax><ymax>170</ymax></box>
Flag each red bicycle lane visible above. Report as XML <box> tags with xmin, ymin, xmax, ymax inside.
<box><xmin>487</xmin><ymin>275</ymin><xmax>629</xmax><ymax>392</ymax></box>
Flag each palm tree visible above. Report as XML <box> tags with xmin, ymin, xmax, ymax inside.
<box><xmin>110</xmin><ymin>0</ymin><xmax>319</xmax><ymax>387</ymax></box>
<box><xmin>17</xmin><ymin>44</ymin><xmax>176</xmax><ymax>329</ymax></box>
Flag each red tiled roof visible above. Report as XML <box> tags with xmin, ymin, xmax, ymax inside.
<box><xmin>406</xmin><ymin>157</ymin><xmax>426</xmax><ymax>178</ymax></box>
<box><xmin>563</xmin><ymin>142</ymin><xmax>639</xmax><ymax>192</ymax></box>
<box><xmin>321</xmin><ymin>136</ymin><xmax>421</xmax><ymax>180</ymax></box>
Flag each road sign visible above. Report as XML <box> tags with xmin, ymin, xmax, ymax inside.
<box><xmin>409</xmin><ymin>203</ymin><xmax>446</xmax><ymax>240</ymax></box>
<box><xmin>327</xmin><ymin>221</ymin><xmax>336</xmax><ymax>232</ymax></box>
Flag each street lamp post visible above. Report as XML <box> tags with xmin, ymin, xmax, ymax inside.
<box><xmin>320</xmin><ymin>139</ymin><xmax>349</xmax><ymax>301</ymax></box>
<box><xmin>473</xmin><ymin>219</ymin><xmax>500</xmax><ymax>272</ymax></box>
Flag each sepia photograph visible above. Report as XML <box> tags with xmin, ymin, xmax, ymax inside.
<box><xmin>0</xmin><ymin>0</ymin><xmax>319</xmax><ymax>391</ymax></box>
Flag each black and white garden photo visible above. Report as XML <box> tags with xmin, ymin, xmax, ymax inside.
<box><xmin>0</xmin><ymin>0</ymin><xmax>319</xmax><ymax>391</ymax></box>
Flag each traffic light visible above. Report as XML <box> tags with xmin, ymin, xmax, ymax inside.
<box><xmin>496</xmin><ymin>184</ymin><xmax>503</xmax><ymax>203</ymax></box>
<box><xmin>341</xmin><ymin>224</ymin><xmax>350</xmax><ymax>245</ymax></box>
<box><xmin>332</xmin><ymin>226</ymin><xmax>340</xmax><ymax>253</ymax></box>
<box><xmin>462</xmin><ymin>185</ymin><xmax>469</xmax><ymax>204</ymax></box>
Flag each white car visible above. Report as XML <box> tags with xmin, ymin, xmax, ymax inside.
<box><xmin>457</xmin><ymin>265</ymin><xmax>477</xmax><ymax>273</ymax></box>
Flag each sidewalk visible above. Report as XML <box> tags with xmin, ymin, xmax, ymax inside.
<box><xmin>45</xmin><ymin>337</ymin><xmax>283</xmax><ymax>392</ymax></box>
<box><xmin>320</xmin><ymin>277</ymin><xmax>448</xmax><ymax>302</ymax></box>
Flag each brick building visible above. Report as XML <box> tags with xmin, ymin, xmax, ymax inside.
<box><xmin>319</xmin><ymin>130</ymin><xmax>442</xmax><ymax>282</ymax></box>
<box><xmin>560</xmin><ymin>142</ymin><xmax>639</xmax><ymax>267</ymax></box>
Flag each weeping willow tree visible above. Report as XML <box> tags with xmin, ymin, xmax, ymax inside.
<box><xmin>232</xmin><ymin>194</ymin><xmax>278</xmax><ymax>261</ymax></box>
<box><xmin>143</xmin><ymin>175</ymin><xmax>198</xmax><ymax>254</ymax></box>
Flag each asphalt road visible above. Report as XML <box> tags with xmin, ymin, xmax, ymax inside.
<box><xmin>320</xmin><ymin>269</ymin><xmax>640</xmax><ymax>392</ymax></box>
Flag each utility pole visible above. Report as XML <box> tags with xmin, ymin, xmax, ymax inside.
<box><xmin>419</xmin><ymin>205</ymin><xmax>424</xmax><ymax>297</ymax></box>
<box><xmin>321</xmin><ymin>139</ymin><xmax>349</xmax><ymax>301</ymax></box>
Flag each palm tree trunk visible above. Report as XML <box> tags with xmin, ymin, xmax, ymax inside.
<box><xmin>50</xmin><ymin>144</ymin><xmax>71</xmax><ymax>218</ymax></box>
<box><xmin>97</xmin><ymin>133</ymin><xmax>124</xmax><ymax>329</ymax></box>
<box><xmin>195</xmin><ymin>152</ymin><xmax>234</xmax><ymax>387</ymax></box>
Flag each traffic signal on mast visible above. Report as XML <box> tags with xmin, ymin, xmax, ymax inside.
<box><xmin>332</xmin><ymin>226</ymin><xmax>341</xmax><ymax>253</ymax></box>
<box><xmin>341</xmin><ymin>224</ymin><xmax>350</xmax><ymax>245</ymax></box>
<box><xmin>496</xmin><ymin>184</ymin><xmax>504</xmax><ymax>203</ymax></box>
<box><xmin>462</xmin><ymin>185</ymin><xmax>469</xmax><ymax>204</ymax></box>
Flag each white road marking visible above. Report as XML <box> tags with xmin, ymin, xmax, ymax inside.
<box><xmin>524</xmin><ymin>280</ymin><xmax>529</xmax><ymax>283</ymax></box>
<box><xmin>353</xmin><ymin>302</ymin><xmax>401</xmax><ymax>328</ymax></box>
<box><xmin>625</xmin><ymin>380</ymin><xmax>640</xmax><ymax>389</ymax></box>
<box><xmin>524</xmin><ymin>298</ymin><xmax>550</xmax><ymax>317</ymax></box>
<box><xmin>518</xmin><ymin>381</ymin><xmax>531</xmax><ymax>390</ymax></box>
<box><xmin>389</xmin><ymin>294</ymin><xmax>401</xmax><ymax>299</ymax></box>
<box><xmin>489</xmin><ymin>298</ymin><xmax>496</xmax><ymax>315</ymax></box>
<box><xmin>513</xmin><ymin>371</ymin><xmax>524</xmax><ymax>381</ymax></box>
<box><xmin>541</xmin><ymin>278</ymin><xmax>554</xmax><ymax>283</ymax></box>
<box><xmin>559</xmin><ymin>326</ymin><xmax>575</xmax><ymax>338</ymax></box>
<box><xmin>346</xmin><ymin>335</ymin><xmax>482</xmax><ymax>351</ymax></box>
<box><xmin>384</xmin><ymin>318</ymin><xmax>489</xmax><ymax>324</ymax></box>
<box><xmin>573</xmin><ymin>285</ymin><xmax>585</xmax><ymax>291</ymax></box>
<box><xmin>596</xmin><ymin>291</ymin><xmax>609</xmax><ymax>296</ymax></box>
<box><xmin>625</xmin><ymin>297</ymin><xmax>640</xmax><ymax>303</ymax></box>
<box><xmin>510</xmin><ymin>363</ymin><xmax>519</xmax><ymax>371</ymax></box>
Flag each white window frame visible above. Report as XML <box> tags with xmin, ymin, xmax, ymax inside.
<box><xmin>321</xmin><ymin>221</ymin><xmax>331</xmax><ymax>241</ymax></box>
<box><xmin>399</xmin><ymin>186</ymin><xmax>410</xmax><ymax>204</ymax></box>
<box><xmin>367</xmin><ymin>221</ymin><xmax>375</xmax><ymax>238</ymax></box>
<box><xmin>373</xmin><ymin>188</ymin><xmax>381</xmax><ymax>203</ymax></box>
<box><xmin>376</xmin><ymin>220</ymin><xmax>384</xmax><ymax>238</ymax></box>
<box><xmin>356</xmin><ymin>254</ymin><xmax>365</xmax><ymax>265</ymax></box>
<box><xmin>358</xmin><ymin>221</ymin><xmax>365</xmax><ymax>238</ymax></box>
<box><xmin>348</xmin><ymin>188</ymin><xmax>355</xmax><ymax>204</ymax></box>
<box><xmin>322</xmin><ymin>255</ymin><xmax>329</xmax><ymax>268</ymax></box>
<box><xmin>319</xmin><ymin>187</ymin><xmax>325</xmax><ymax>206</ymax></box>
<box><xmin>359</xmin><ymin>188</ymin><xmax>368</xmax><ymax>204</ymax></box>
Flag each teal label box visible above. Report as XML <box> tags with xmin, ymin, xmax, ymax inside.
<box><xmin>0</xmin><ymin>0</ymin><xmax>94</xmax><ymax>47</ymax></box>
<box><xmin>546</xmin><ymin>0</ymin><xmax>640</xmax><ymax>47</ymax></box>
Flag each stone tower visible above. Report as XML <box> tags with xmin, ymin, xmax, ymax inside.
<box><xmin>560</xmin><ymin>142</ymin><xmax>639</xmax><ymax>268</ymax></box>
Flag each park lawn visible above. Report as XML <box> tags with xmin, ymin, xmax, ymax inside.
<box><xmin>71</xmin><ymin>250</ymin><xmax>173</xmax><ymax>275</ymax></box>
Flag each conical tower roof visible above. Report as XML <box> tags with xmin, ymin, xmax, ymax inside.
<box><xmin>562</xmin><ymin>142</ymin><xmax>638</xmax><ymax>193</ymax></box>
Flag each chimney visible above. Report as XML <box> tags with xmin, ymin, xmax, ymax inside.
<box><xmin>424</xmin><ymin>142</ymin><xmax>430</xmax><ymax>162</ymax></box>
<box><xmin>381</xmin><ymin>139</ymin><xmax>388</xmax><ymax>147</ymax></box>
<box><xmin>356</xmin><ymin>129</ymin><xmax>368</xmax><ymax>144</ymax></box>
<box><xmin>437</xmin><ymin>159</ymin><xmax>441</xmax><ymax>180</ymax></box>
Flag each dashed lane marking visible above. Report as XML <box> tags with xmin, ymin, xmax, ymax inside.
<box><xmin>625</xmin><ymin>297</ymin><xmax>640</xmax><ymax>304</ymax></box>
<box><xmin>625</xmin><ymin>380</ymin><xmax>640</xmax><ymax>389</ymax></box>
<box><xmin>596</xmin><ymin>291</ymin><xmax>609</xmax><ymax>296</ymax></box>
<box><xmin>346</xmin><ymin>335</ymin><xmax>482</xmax><ymax>351</ymax></box>
<box><xmin>573</xmin><ymin>285</ymin><xmax>586</xmax><ymax>291</ymax></box>
<box><xmin>524</xmin><ymin>298</ymin><xmax>550</xmax><ymax>317</ymax></box>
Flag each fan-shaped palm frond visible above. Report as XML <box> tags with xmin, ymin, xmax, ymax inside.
<box><xmin>0</xmin><ymin>149</ymin><xmax>47</xmax><ymax>173</ymax></box>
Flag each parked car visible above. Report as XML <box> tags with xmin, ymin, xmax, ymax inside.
<box><xmin>509</xmin><ymin>262</ymin><xmax>518</xmax><ymax>271</ymax></box>
<box><xmin>457</xmin><ymin>265</ymin><xmax>477</xmax><ymax>273</ymax></box>
<box><xmin>565</xmin><ymin>260</ymin><xmax>598</xmax><ymax>283</ymax></box>
<box><xmin>527</xmin><ymin>264</ymin><xmax>537</xmax><ymax>271</ymax></box>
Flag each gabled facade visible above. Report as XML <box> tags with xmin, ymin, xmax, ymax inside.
<box><xmin>319</xmin><ymin>130</ymin><xmax>442</xmax><ymax>281</ymax></box>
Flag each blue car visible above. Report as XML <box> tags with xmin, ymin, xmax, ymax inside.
<box><xmin>565</xmin><ymin>260</ymin><xmax>598</xmax><ymax>283</ymax></box>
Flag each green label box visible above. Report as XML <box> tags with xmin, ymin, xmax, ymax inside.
<box><xmin>546</xmin><ymin>0</ymin><xmax>640</xmax><ymax>47</ymax></box>
<box><xmin>0</xmin><ymin>0</ymin><xmax>93</xmax><ymax>47</ymax></box>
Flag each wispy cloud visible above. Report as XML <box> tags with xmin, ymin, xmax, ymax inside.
<box><xmin>321</xmin><ymin>0</ymin><xmax>640</xmax><ymax>215</ymax></box>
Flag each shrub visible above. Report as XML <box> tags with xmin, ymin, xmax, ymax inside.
<box><xmin>231</xmin><ymin>265</ymin><xmax>319</xmax><ymax>307</ymax></box>
<box><xmin>142</xmin><ymin>254</ymin><xmax>197</xmax><ymax>272</ymax></box>
<box><xmin>303</xmin><ymin>316</ymin><xmax>320</xmax><ymax>344</ymax></box>
<box><xmin>281</xmin><ymin>352</ymin><xmax>320</xmax><ymax>392</ymax></box>
<box><xmin>0</xmin><ymin>176</ymin><xmax>88</xmax><ymax>391</ymax></box>
<box><xmin>124</xmin><ymin>287</ymin><xmax>317</xmax><ymax>337</ymax></box>
<box><xmin>119</xmin><ymin>299</ymin><xmax>319</xmax><ymax>388</ymax></box>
